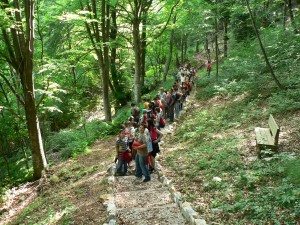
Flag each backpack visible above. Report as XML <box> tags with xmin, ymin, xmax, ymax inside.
<box><xmin>171</xmin><ymin>93</ymin><xmax>176</xmax><ymax>104</ymax></box>
<box><xmin>146</xmin><ymin>110</ymin><xmax>154</xmax><ymax>122</ymax></box>
<box><xmin>175</xmin><ymin>92</ymin><xmax>181</xmax><ymax>101</ymax></box>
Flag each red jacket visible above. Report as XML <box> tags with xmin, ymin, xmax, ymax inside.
<box><xmin>207</xmin><ymin>63</ymin><xmax>211</xmax><ymax>71</ymax></box>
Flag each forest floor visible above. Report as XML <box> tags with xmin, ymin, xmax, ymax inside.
<box><xmin>0</xmin><ymin>136</ymin><xmax>115</xmax><ymax>224</ymax></box>
<box><xmin>1</xmin><ymin>76</ymin><xmax>300</xmax><ymax>224</ymax></box>
<box><xmin>159</xmin><ymin>91</ymin><xmax>300</xmax><ymax>224</ymax></box>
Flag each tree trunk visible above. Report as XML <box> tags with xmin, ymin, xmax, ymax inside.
<box><xmin>23</xmin><ymin>88</ymin><xmax>47</xmax><ymax>179</ymax></box>
<box><xmin>133</xmin><ymin>18</ymin><xmax>142</xmax><ymax>103</ymax></box>
<box><xmin>215</xmin><ymin>3</ymin><xmax>219</xmax><ymax>80</ymax></box>
<box><xmin>175</xmin><ymin>52</ymin><xmax>180</xmax><ymax>67</ymax></box>
<box><xmin>81</xmin><ymin>0</ymin><xmax>112</xmax><ymax>121</ymax></box>
<box><xmin>164</xmin><ymin>15</ymin><xmax>176</xmax><ymax>82</ymax></box>
<box><xmin>184</xmin><ymin>39</ymin><xmax>188</xmax><ymax>62</ymax></box>
<box><xmin>140</xmin><ymin>15</ymin><xmax>147</xmax><ymax>87</ymax></box>
<box><xmin>109</xmin><ymin>5</ymin><xmax>123</xmax><ymax>108</ymax></box>
<box><xmin>283</xmin><ymin>0</ymin><xmax>287</xmax><ymax>30</ymax></box>
<box><xmin>0</xmin><ymin>0</ymin><xmax>48</xmax><ymax>180</ymax></box>
<box><xmin>245</xmin><ymin>0</ymin><xmax>284</xmax><ymax>89</ymax></box>
<box><xmin>24</xmin><ymin>0</ymin><xmax>47</xmax><ymax>179</ymax></box>
<box><xmin>287</xmin><ymin>0</ymin><xmax>297</xmax><ymax>33</ymax></box>
<box><xmin>204</xmin><ymin>35</ymin><xmax>211</xmax><ymax>61</ymax></box>
<box><xmin>180</xmin><ymin>32</ymin><xmax>184</xmax><ymax>65</ymax></box>
<box><xmin>101</xmin><ymin>0</ymin><xmax>112</xmax><ymax>121</ymax></box>
<box><xmin>223</xmin><ymin>19</ymin><xmax>228</xmax><ymax>58</ymax></box>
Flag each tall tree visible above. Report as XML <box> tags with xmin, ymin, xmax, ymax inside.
<box><xmin>0</xmin><ymin>0</ymin><xmax>47</xmax><ymax>179</ymax></box>
<box><xmin>163</xmin><ymin>14</ymin><xmax>177</xmax><ymax>82</ymax></box>
<box><xmin>80</xmin><ymin>0</ymin><xmax>112</xmax><ymax>121</ymax></box>
<box><xmin>118</xmin><ymin>0</ymin><xmax>179</xmax><ymax>102</ymax></box>
<box><xmin>129</xmin><ymin>0</ymin><xmax>153</xmax><ymax>103</ymax></box>
<box><xmin>214</xmin><ymin>0</ymin><xmax>219</xmax><ymax>79</ymax></box>
<box><xmin>245</xmin><ymin>0</ymin><xmax>284</xmax><ymax>90</ymax></box>
<box><xmin>287</xmin><ymin>0</ymin><xmax>298</xmax><ymax>33</ymax></box>
<box><xmin>109</xmin><ymin>3</ymin><xmax>129</xmax><ymax>108</ymax></box>
<box><xmin>220</xmin><ymin>0</ymin><xmax>231</xmax><ymax>58</ymax></box>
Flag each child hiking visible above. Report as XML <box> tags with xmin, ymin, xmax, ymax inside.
<box><xmin>206</xmin><ymin>60</ymin><xmax>211</xmax><ymax>77</ymax></box>
<box><xmin>115</xmin><ymin>129</ymin><xmax>131</xmax><ymax>176</ymax></box>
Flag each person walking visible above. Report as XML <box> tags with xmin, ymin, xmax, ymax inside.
<box><xmin>133</xmin><ymin>124</ymin><xmax>151</xmax><ymax>182</ymax></box>
<box><xmin>115</xmin><ymin>129</ymin><xmax>130</xmax><ymax>176</ymax></box>
<box><xmin>147</xmin><ymin>120</ymin><xmax>163</xmax><ymax>173</ymax></box>
<box><xmin>173</xmin><ymin>86</ymin><xmax>182</xmax><ymax>119</ymax></box>
<box><xmin>207</xmin><ymin>61</ymin><xmax>211</xmax><ymax>77</ymax></box>
<box><xmin>168</xmin><ymin>88</ymin><xmax>176</xmax><ymax>122</ymax></box>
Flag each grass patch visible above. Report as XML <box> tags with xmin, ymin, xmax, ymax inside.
<box><xmin>165</xmin><ymin>82</ymin><xmax>300</xmax><ymax>224</ymax></box>
<box><xmin>7</xmin><ymin>193</ymin><xmax>74</xmax><ymax>225</ymax></box>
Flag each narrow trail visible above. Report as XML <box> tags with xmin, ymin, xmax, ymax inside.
<box><xmin>113</xmin><ymin>123</ymin><xmax>188</xmax><ymax>225</ymax></box>
<box><xmin>104</xmin><ymin>87</ymin><xmax>207</xmax><ymax>225</ymax></box>
<box><xmin>114</xmin><ymin>173</ymin><xmax>187</xmax><ymax>224</ymax></box>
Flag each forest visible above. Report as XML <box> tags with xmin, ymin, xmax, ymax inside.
<box><xmin>0</xmin><ymin>0</ymin><xmax>300</xmax><ymax>224</ymax></box>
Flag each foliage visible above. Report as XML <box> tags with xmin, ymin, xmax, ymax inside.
<box><xmin>269</xmin><ymin>89</ymin><xmax>300</xmax><ymax>113</ymax></box>
<box><xmin>46</xmin><ymin>119</ymin><xmax>118</xmax><ymax>160</ymax></box>
<box><xmin>112</xmin><ymin>107</ymin><xmax>132</xmax><ymax>127</ymax></box>
<box><xmin>165</xmin><ymin>24</ymin><xmax>300</xmax><ymax>224</ymax></box>
<box><xmin>0</xmin><ymin>151</ymin><xmax>33</xmax><ymax>187</ymax></box>
<box><xmin>166</xmin><ymin>99</ymin><xmax>300</xmax><ymax>223</ymax></box>
<box><xmin>196</xmin><ymin>27</ymin><xmax>300</xmax><ymax>114</ymax></box>
<box><xmin>284</xmin><ymin>158</ymin><xmax>300</xmax><ymax>186</ymax></box>
<box><xmin>8</xmin><ymin>190</ymin><xmax>75</xmax><ymax>225</ymax></box>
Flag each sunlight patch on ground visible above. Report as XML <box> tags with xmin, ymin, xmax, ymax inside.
<box><xmin>47</xmin><ymin>209</ymin><xmax>72</xmax><ymax>225</ymax></box>
<box><xmin>233</xmin><ymin>93</ymin><xmax>248</xmax><ymax>102</ymax></box>
<box><xmin>0</xmin><ymin>182</ymin><xmax>39</xmax><ymax>225</ymax></box>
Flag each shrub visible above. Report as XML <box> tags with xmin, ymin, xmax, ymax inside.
<box><xmin>269</xmin><ymin>89</ymin><xmax>300</xmax><ymax>113</ymax></box>
<box><xmin>284</xmin><ymin>158</ymin><xmax>300</xmax><ymax>186</ymax></box>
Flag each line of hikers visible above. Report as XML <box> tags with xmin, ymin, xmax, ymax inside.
<box><xmin>115</xmin><ymin>63</ymin><xmax>197</xmax><ymax>183</ymax></box>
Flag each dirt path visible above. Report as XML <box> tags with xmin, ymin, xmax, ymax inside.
<box><xmin>0</xmin><ymin>136</ymin><xmax>116</xmax><ymax>225</ymax></box>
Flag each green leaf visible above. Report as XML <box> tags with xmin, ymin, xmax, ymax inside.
<box><xmin>110</xmin><ymin>0</ymin><xmax>118</xmax><ymax>6</ymax></box>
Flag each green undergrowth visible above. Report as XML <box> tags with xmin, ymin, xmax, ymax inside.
<box><xmin>141</xmin><ymin>77</ymin><xmax>175</xmax><ymax>109</ymax></box>
<box><xmin>9</xmin><ymin>193</ymin><xmax>74</xmax><ymax>225</ymax></box>
<box><xmin>4</xmin><ymin>161</ymin><xmax>109</xmax><ymax>224</ymax></box>
<box><xmin>0</xmin><ymin>153</ymin><xmax>34</xmax><ymax>204</ymax></box>
<box><xmin>0</xmin><ymin>107</ymin><xmax>130</xmax><ymax>200</ymax></box>
<box><xmin>46</xmin><ymin>107</ymin><xmax>132</xmax><ymax>161</ymax></box>
<box><xmin>165</xmin><ymin>28</ymin><xmax>300</xmax><ymax>224</ymax></box>
<box><xmin>166</xmin><ymin>99</ymin><xmax>299</xmax><ymax>223</ymax></box>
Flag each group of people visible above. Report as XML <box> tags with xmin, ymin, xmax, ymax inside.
<box><xmin>114</xmin><ymin>62</ymin><xmax>197</xmax><ymax>183</ymax></box>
